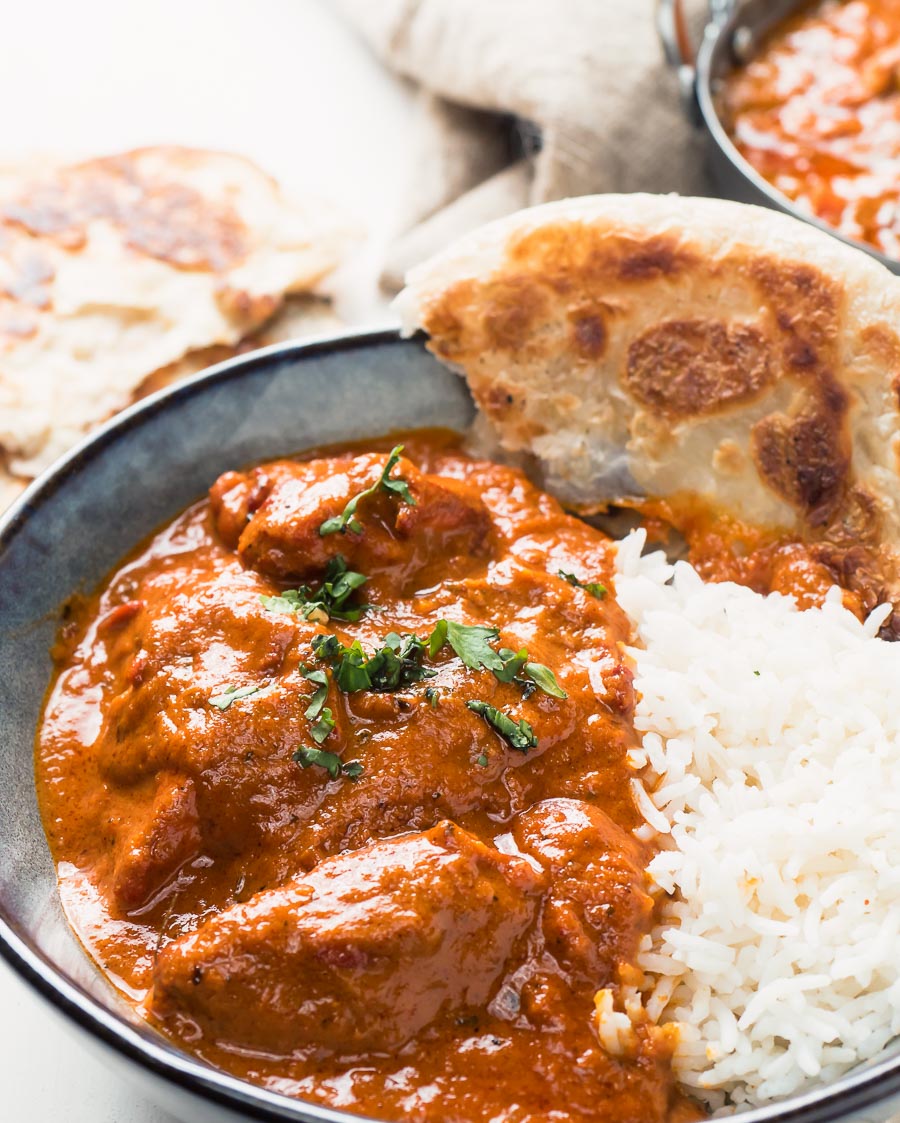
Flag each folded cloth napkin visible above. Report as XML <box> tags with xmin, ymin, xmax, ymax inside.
<box><xmin>334</xmin><ymin>0</ymin><xmax>711</xmax><ymax>288</ymax></box>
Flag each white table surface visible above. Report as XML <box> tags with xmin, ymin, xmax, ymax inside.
<box><xmin>0</xmin><ymin>1</ymin><xmax>424</xmax><ymax>1117</ymax></box>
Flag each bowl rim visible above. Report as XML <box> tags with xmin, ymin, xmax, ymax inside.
<box><xmin>3</xmin><ymin>327</ymin><xmax>900</xmax><ymax>1122</ymax></box>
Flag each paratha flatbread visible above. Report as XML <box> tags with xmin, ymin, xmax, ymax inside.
<box><xmin>396</xmin><ymin>193</ymin><xmax>900</xmax><ymax>633</ymax></box>
<box><xmin>0</xmin><ymin>296</ymin><xmax>342</xmax><ymax>516</ymax></box>
<box><xmin>135</xmin><ymin>295</ymin><xmax>342</xmax><ymax>399</ymax></box>
<box><xmin>0</xmin><ymin>146</ymin><xmax>350</xmax><ymax>476</ymax></box>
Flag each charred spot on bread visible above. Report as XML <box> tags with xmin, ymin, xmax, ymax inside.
<box><xmin>506</xmin><ymin>225</ymin><xmax>696</xmax><ymax>291</ymax></box>
<box><xmin>421</xmin><ymin>281</ymin><xmax>474</xmax><ymax>363</ymax></box>
<box><xmin>624</xmin><ymin>319</ymin><xmax>773</xmax><ymax>418</ymax></box>
<box><xmin>616</xmin><ymin>236</ymin><xmax>692</xmax><ymax>281</ymax></box>
<box><xmin>751</xmin><ymin>259</ymin><xmax>840</xmax><ymax>365</ymax></box>
<box><xmin>3</xmin><ymin>152</ymin><xmax>250</xmax><ymax>271</ymax></box>
<box><xmin>568</xmin><ymin>305</ymin><xmax>608</xmax><ymax>360</ymax></box>
<box><xmin>482</xmin><ymin>276</ymin><xmax>549</xmax><ymax>353</ymax></box>
<box><xmin>484</xmin><ymin>381</ymin><xmax>519</xmax><ymax>419</ymax></box>
<box><xmin>751</xmin><ymin>405</ymin><xmax>849</xmax><ymax>526</ymax></box>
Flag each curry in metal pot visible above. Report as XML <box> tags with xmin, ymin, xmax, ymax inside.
<box><xmin>38</xmin><ymin>434</ymin><xmax>710</xmax><ymax>1121</ymax></box>
<box><xmin>722</xmin><ymin>0</ymin><xmax>900</xmax><ymax>258</ymax></box>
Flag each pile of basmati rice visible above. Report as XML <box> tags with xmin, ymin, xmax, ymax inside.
<box><xmin>614</xmin><ymin>531</ymin><xmax>900</xmax><ymax>1112</ymax></box>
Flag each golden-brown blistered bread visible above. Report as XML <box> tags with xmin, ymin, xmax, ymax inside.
<box><xmin>0</xmin><ymin>146</ymin><xmax>350</xmax><ymax>477</ymax></box>
<box><xmin>396</xmin><ymin>194</ymin><xmax>900</xmax><ymax>634</ymax></box>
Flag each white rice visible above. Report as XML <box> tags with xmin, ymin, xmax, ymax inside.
<box><xmin>614</xmin><ymin>531</ymin><xmax>900</xmax><ymax>1112</ymax></box>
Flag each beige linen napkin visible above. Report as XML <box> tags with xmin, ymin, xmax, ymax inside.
<box><xmin>334</xmin><ymin>0</ymin><xmax>710</xmax><ymax>288</ymax></box>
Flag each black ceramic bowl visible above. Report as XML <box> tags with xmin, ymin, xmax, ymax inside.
<box><xmin>3</xmin><ymin>331</ymin><xmax>900</xmax><ymax>1122</ymax></box>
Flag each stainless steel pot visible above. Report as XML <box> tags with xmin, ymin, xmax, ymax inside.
<box><xmin>656</xmin><ymin>0</ymin><xmax>900</xmax><ymax>273</ymax></box>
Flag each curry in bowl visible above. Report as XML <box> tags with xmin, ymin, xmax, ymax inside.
<box><xmin>38</xmin><ymin>433</ymin><xmax>697</xmax><ymax>1122</ymax></box>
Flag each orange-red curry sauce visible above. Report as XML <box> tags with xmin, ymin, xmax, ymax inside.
<box><xmin>722</xmin><ymin>0</ymin><xmax>900</xmax><ymax>256</ymax></box>
<box><xmin>36</xmin><ymin>434</ymin><xmax>703</xmax><ymax>1123</ymax></box>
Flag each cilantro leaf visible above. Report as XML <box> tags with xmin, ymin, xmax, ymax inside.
<box><xmin>293</xmin><ymin>745</ymin><xmax>363</xmax><ymax>780</ymax></box>
<box><xmin>209</xmin><ymin>684</ymin><xmax>262</xmax><ymax>711</ymax></box>
<box><xmin>321</xmin><ymin>556</ymin><xmax>368</xmax><ymax>613</ymax></box>
<box><xmin>558</xmin><ymin>569</ymin><xmax>607</xmax><ymax>599</ymax></box>
<box><xmin>310</xmin><ymin>706</ymin><xmax>335</xmax><ymax>744</ymax></box>
<box><xmin>314</xmin><ymin>632</ymin><xmax>436</xmax><ymax>692</ymax></box>
<box><xmin>293</xmin><ymin>745</ymin><xmax>342</xmax><ymax>779</ymax></box>
<box><xmin>260</xmin><ymin>556</ymin><xmax>372</xmax><ymax>623</ymax></box>
<box><xmin>427</xmin><ymin>618</ymin><xmax>448</xmax><ymax>659</ymax></box>
<box><xmin>428</xmin><ymin>623</ymin><xmax>566</xmax><ymax>700</ymax></box>
<box><xmin>311</xmin><ymin>633</ymin><xmax>343</xmax><ymax>662</ymax></box>
<box><xmin>302</xmin><ymin>668</ymin><xmax>329</xmax><ymax>721</ymax></box>
<box><xmin>382</xmin><ymin>474</ymin><xmax>415</xmax><ymax>505</ymax></box>
<box><xmin>494</xmin><ymin>646</ymin><xmax>528</xmax><ymax>683</ymax></box>
<box><xmin>331</xmin><ymin>640</ymin><xmax>375</xmax><ymax>691</ymax></box>
<box><xmin>524</xmin><ymin>662</ymin><xmax>567</xmax><ymax>699</ymax></box>
<box><xmin>319</xmin><ymin>445</ymin><xmax>416</xmax><ymax>537</ymax></box>
<box><xmin>260</xmin><ymin>589</ymin><xmax>306</xmax><ymax>615</ymax></box>
<box><xmin>430</xmin><ymin>620</ymin><xmax>504</xmax><ymax>673</ymax></box>
<box><xmin>466</xmin><ymin>700</ymin><xmax>537</xmax><ymax>752</ymax></box>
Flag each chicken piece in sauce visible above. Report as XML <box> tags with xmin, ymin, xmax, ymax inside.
<box><xmin>151</xmin><ymin>822</ymin><xmax>544</xmax><ymax>1054</ymax></box>
<box><xmin>212</xmin><ymin>450</ymin><xmax>492</xmax><ymax>583</ymax></box>
<box><xmin>514</xmin><ymin>799</ymin><xmax>653</xmax><ymax>991</ymax></box>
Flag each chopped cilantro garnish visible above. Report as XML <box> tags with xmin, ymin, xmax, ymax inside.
<box><xmin>466</xmin><ymin>700</ymin><xmax>537</xmax><ymax>752</ymax></box>
<box><xmin>558</xmin><ymin>569</ymin><xmax>607</xmax><ymax>599</ymax></box>
<box><xmin>311</xmin><ymin>633</ymin><xmax>343</xmax><ymax>662</ymax></box>
<box><xmin>493</xmin><ymin>646</ymin><xmax>528</xmax><ymax>683</ymax></box>
<box><xmin>310</xmin><ymin>617</ymin><xmax>565</xmax><ymax>705</ymax></box>
<box><xmin>325</xmin><ymin>555</ymin><xmax>366</xmax><ymax>596</ymax></box>
<box><xmin>292</xmin><ymin>745</ymin><xmax>362</xmax><ymax>780</ymax></box>
<box><xmin>425</xmin><ymin>686</ymin><xmax>439</xmax><ymax>709</ymax></box>
<box><xmin>476</xmin><ymin>753</ymin><xmax>489</xmax><ymax>768</ymax></box>
<box><xmin>330</xmin><ymin>640</ymin><xmax>375</xmax><ymax>692</ymax></box>
<box><xmin>260</xmin><ymin>556</ymin><xmax>372</xmax><ymax>622</ymax></box>
<box><xmin>319</xmin><ymin>446</ymin><xmax>416</xmax><ymax>537</ymax></box>
<box><xmin>302</xmin><ymin>668</ymin><xmax>329</xmax><ymax>721</ymax></box>
<box><xmin>438</xmin><ymin>620</ymin><xmax>504</xmax><ymax>673</ymax></box>
<box><xmin>428</xmin><ymin>626</ymin><xmax>566</xmax><ymax>699</ymax></box>
<box><xmin>427</xmin><ymin>618</ymin><xmax>448</xmax><ymax>659</ymax></box>
<box><xmin>523</xmin><ymin>661</ymin><xmax>567</xmax><ymax>699</ymax></box>
<box><xmin>209</xmin><ymin>683</ymin><xmax>262</xmax><ymax>711</ymax></box>
<box><xmin>310</xmin><ymin>706</ymin><xmax>335</xmax><ymax>744</ymax></box>
<box><xmin>260</xmin><ymin>589</ymin><xmax>306</xmax><ymax>615</ymax></box>
<box><xmin>313</xmin><ymin>631</ymin><xmax>436</xmax><ymax>692</ymax></box>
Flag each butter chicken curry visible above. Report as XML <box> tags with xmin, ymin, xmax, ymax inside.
<box><xmin>37</xmin><ymin>433</ymin><xmax>701</xmax><ymax>1122</ymax></box>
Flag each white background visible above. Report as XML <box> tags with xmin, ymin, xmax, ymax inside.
<box><xmin>0</xmin><ymin>1</ymin><xmax>421</xmax><ymax>1117</ymax></box>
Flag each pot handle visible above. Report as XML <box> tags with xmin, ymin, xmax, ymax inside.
<box><xmin>656</xmin><ymin>0</ymin><xmax>736</xmax><ymax>124</ymax></box>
